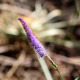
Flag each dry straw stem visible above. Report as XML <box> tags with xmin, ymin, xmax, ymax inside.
<box><xmin>6</xmin><ymin>50</ymin><xmax>25</xmax><ymax>78</ymax></box>
<box><xmin>0</xmin><ymin>4</ymin><xmax>31</xmax><ymax>16</ymax></box>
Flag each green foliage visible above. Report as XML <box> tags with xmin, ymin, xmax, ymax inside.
<box><xmin>75</xmin><ymin>76</ymin><xmax>80</xmax><ymax>80</ymax></box>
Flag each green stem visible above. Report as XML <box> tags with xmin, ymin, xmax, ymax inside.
<box><xmin>46</xmin><ymin>55</ymin><xmax>64</xmax><ymax>80</ymax></box>
<box><xmin>57</xmin><ymin>69</ymin><xmax>64</xmax><ymax>80</ymax></box>
<box><xmin>46</xmin><ymin>56</ymin><xmax>58</xmax><ymax>70</ymax></box>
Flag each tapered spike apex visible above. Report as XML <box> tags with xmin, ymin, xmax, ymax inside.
<box><xmin>18</xmin><ymin>17</ymin><xmax>47</xmax><ymax>58</ymax></box>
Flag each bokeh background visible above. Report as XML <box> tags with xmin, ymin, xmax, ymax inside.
<box><xmin>0</xmin><ymin>0</ymin><xmax>80</xmax><ymax>80</ymax></box>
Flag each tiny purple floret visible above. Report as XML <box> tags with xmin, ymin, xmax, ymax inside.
<box><xmin>18</xmin><ymin>18</ymin><xmax>47</xmax><ymax>58</ymax></box>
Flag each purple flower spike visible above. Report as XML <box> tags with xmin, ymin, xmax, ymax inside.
<box><xmin>18</xmin><ymin>18</ymin><xmax>47</xmax><ymax>58</ymax></box>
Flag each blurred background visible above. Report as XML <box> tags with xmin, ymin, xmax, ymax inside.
<box><xmin>0</xmin><ymin>0</ymin><xmax>80</xmax><ymax>80</ymax></box>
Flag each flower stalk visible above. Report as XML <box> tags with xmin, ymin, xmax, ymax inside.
<box><xmin>46</xmin><ymin>56</ymin><xmax>63</xmax><ymax>80</ymax></box>
<box><xmin>18</xmin><ymin>17</ymin><xmax>63</xmax><ymax>80</ymax></box>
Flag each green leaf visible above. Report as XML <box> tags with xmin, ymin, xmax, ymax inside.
<box><xmin>75</xmin><ymin>76</ymin><xmax>80</xmax><ymax>80</ymax></box>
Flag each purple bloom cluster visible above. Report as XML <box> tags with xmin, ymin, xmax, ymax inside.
<box><xmin>18</xmin><ymin>18</ymin><xmax>47</xmax><ymax>58</ymax></box>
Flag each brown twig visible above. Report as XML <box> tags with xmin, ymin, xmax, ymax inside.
<box><xmin>6</xmin><ymin>50</ymin><xmax>26</xmax><ymax>78</ymax></box>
